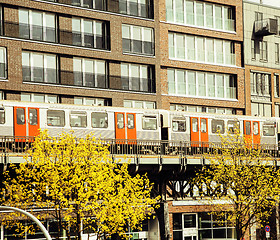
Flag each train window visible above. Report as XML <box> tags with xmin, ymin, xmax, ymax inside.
<box><xmin>201</xmin><ymin>119</ymin><xmax>207</xmax><ymax>133</ymax></box>
<box><xmin>212</xmin><ymin>120</ymin><xmax>225</xmax><ymax>134</ymax></box>
<box><xmin>16</xmin><ymin>108</ymin><xmax>25</xmax><ymax>125</ymax></box>
<box><xmin>127</xmin><ymin>114</ymin><xmax>134</xmax><ymax>129</ymax></box>
<box><xmin>0</xmin><ymin>108</ymin><xmax>5</xmax><ymax>124</ymax></box>
<box><xmin>192</xmin><ymin>118</ymin><xmax>198</xmax><ymax>133</ymax></box>
<box><xmin>91</xmin><ymin>112</ymin><xmax>108</xmax><ymax>128</ymax></box>
<box><xmin>253</xmin><ymin>122</ymin><xmax>259</xmax><ymax>135</ymax></box>
<box><xmin>143</xmin><ymin>116</ymin><xmax>157</xmax><ymax>130</ymax></box>
<box><xmin>47</xmin><ymin>110</ymin><xmax>65</xmax><ymax>127</ymax></box>
<box><xmin>172</xmin><ymin>118</ymin><xmax>186</xmax><ymax>132</ymax></box>
<box><xmin>70</xmin><ymin>111</ymin><xmax>87</xmax><ymax>128</ymax></box>
<box><xmin>263</xmin><ymin>125</ymin><xmax>275</xmax><ymax>136</ymax></box>
<box><xmin>117</xmin><ymin>113</ymin><xmax>124</xmax><ymax>129</ymax></box>
<box><xmin>245</xmin><ymin>121</ymin><xmax>251</xmax><ymax>135</ymax></box>
<box><xmin>29</xmin><ymin>109</ymin><xmax>38</xmax><ymax>125</ymax></box>
<box><xmin>228</xmin><ymin>120</ymin><xmax>239</xmax><ymax>134</ymax></box>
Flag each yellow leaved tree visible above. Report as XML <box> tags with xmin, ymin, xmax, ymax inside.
<box><xmin>195</xmin><ymin>128</ymin><xmax>280</xmax><ymax>240</ymax></box>
<box><xmin>0</xmin><ymin>130</ymin><xmax>158</xmax><ymax>240</ymax></box>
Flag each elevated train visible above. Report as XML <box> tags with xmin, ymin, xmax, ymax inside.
<box><xmin>0</xmin><ymin>100</ymin><xmax>279</xmax><ymax>153</ymax></box>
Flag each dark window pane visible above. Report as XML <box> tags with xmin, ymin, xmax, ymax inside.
<box><xmin>29</xmin><ymin>109</ymin><xmax>38</xmax><ymax>125</ymax></box>
<box><xmin>84</xmin><ymin>72</ymin><xmax>95</xmax><ymax>87</ymax></box>
<box><xmin>198</xmin><ymin>212</ymin><xmax>211</xmax><ymax>228</ymax></box>
<box><xmin>132</xmin><ymin>39</ymin><xmax>142</xmax><ymax>53</ymax></box>
<box><xmin>19</xmin><ymin>23</ymin><xmax>30</xmax><ymax>39</ymax></box>
<box><xmin>173</xmin><ymin>231</ymin><xmax>183</xmax><ymax>240</ymax></box>
<box><xmin>22</xmin><ymin>66</ymin><xmax>31</xmax><ymax>81</ymax></box>
<box><xmin>97</xmin><ymin>74</ymin><xmax>106</xmax><ymax>88</ymax></box>
<box><xmin>140</xmin><ymin>3</ymin><xmax>147</xmax><ymax>17</ymax></box>
<box><xmin>144</xmin><ymin>41</ymin><xmax>153</xmax><ymax>55</ymax></box>
<box><xmin>33</xmin><ymin>66</ymin><xmax>44</xmax><ymax>82</ymax></box>
<box><xmin>46</xmin><ymin>27</ymin><xmax>56</xmax><ymax>42</ymax></box>
<box><xmin>96</xmin><ymin>35</ymin><xmax>104</xmax><ymax>49</ymax></box>
<box><xmin>213</xmin><ymin>229</ymin><xmax>226</xmax><ymax>238</ymax></box>
<box><xmin>73</xmin><ymin>32</ymin><xmax>82</xmax><ymax>46</ymax></box>
<box><xmin>119</xmin><ymin>0</ymin><xmax>127</xmax><ymax>14</ymax></box>
<box><xmin>184</xmin><ymin>214</ymin><xmax>196</xmax><ymax>228</ymax></box>
<box><xmin>32</xmin><ymin>25</ymin><xmax>43</xmax><ymax>40</ymax></box>
<box><xmin>123</xmin><ymin>38</ymin><xmax>131</xmax><ymax>52</ymax></box>
<box><xmin>83</xmin><ymin>0</ymin><xmax>93</xmax><ymax>8</ymax></box>
<box><xmin>95</xmin><ymin>0</ymin><xmax>105</xmax><ymax>10</ymax></box>
<box><xmin>142</xmin><ymin>77</ymin><xmax>148</xmax><ymax>92</ymax></box>
<box><xmin>0</xmin><ymin>62</ymin><xmax>6</xmax><ymax>78</ymax></box>
<box><xmin>173</xmin><ymin>213</ymin><xmax>182</xmax><ymax>230</ymax></box>
<box><xmin>121</xmin><ymin>76</ymin><xmax>129</xmax><ymax>90</ymax></box>
<box><xmin>74</xmin><ymin>71</ymin><xmax>83</xmax><ymax>86</ymax></box>
<box><xmin>199</xmin><ymin>229</ymin><xmax>212</xmax><ymax>239</ymax></box>
<box><xmin>131</xmin><ymin>76</ymin><xmax>140</xmax><ymax>91</ymax></box>
<box><xmin>129</xmin><ymin>1</ymin><xmax>138</xmax><ymax>16</ymax></box>
<box><xmin>84</xmin><ymin>34</ymin><xmax>94</xmax><ymax>48</ymax></box>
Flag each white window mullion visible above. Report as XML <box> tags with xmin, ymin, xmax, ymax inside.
<box><xmin>214</xmin><ymin>74</ymin><xmax>217</xmax><ymax>98</ymax></box>
<box><xmin>195</xmin><ymin>72</ymin><xmax>198</xmax><ymax>97</ymax></box>
<box><xmin>194</xmin><ymin>1</ymin><xmax>197</xmax><ymax>26</ymax></box>
<box><xmin>194</xmin><ymin>36</ymin><xmax>197</xmax><ymax>61</ymax></box>
<box><xmin>140</xmin><ymin>65</ymin><xmax>143</xmax><ymax>92</ymax></box>
<box><xmin>213</xmin><ymin>4</ymin><xmax>216</xmax><ymax>29</ymax></box>
<box><xmin>29</xmin><ymin>10</ymin><xmax>33</xmax><ymax>40</ymax></box>
<box><xmin>223</xmin><ymin>75</ymin><xmax>226</xmax><ymax>99</ymax></box>
<box><xmin>82</xmin><ymin>59</ymin><xmax>86</xmax><ymax>86</ymax></box>
<box><xmin>141</xmin><ymin>28</ymin><xmax>144</xmax><ymax>55</ymax></box>
<box><xmin>43</xmin><ymin>12</ymin><xmax>46</xmax><ymax>41</ymax></box>
<box><xmin>81</xmin><ymin>19</ymin><xmax>85</xmax><ymax>46</ymax></box>
<box><xmin>203</xmin><ymin>2</ymin><xmax>206</xmax><ymax>27</ymax></box>
<box><xmin>222</xmin><ymin>40</ymin><xmax>225</xmax><ymax>65</ymax></box>
<box><xmin>174</xmin><ymin>33</ymin><xmax>177</xmax><ymax>58</ymax></box>
<box><xmin>44</xmin><ymin>54</ymin><xmax>47</xmax><ymax>83</ymax></box>
<box><xmin>128</xmin><ymin>64</ymin><xmax>132</xmax><ymax>90</ymax></box>
<box><xmin>221</xmin><ymin>6</ymin><xmax>225</xmax><ymax>30</ymax></box>
<box><xmin>30</xmin><ymin>53</ymin><xmax>34</xmax><ymax>82</ymax></box>
<box><xmin>92</xmin><ymin>20</ymin><xmax>96</xmax><ymax>48</ymax></box>
<box><xmin>175</xmin><ymin>69</ymin><xmax>178</xmax><ymax>95</ymax></box>
<box><xmin>94</xmin><ymin>60</ymin><xmax>97</xmax><ymax>87</ymax></box>
<box><xmin>185</xmin><ymin>35</ymin><xmax>188</xmax><ymax>60</ymax></box>
<box><xmin>185</xmin><ymin>69</ymin><xmax>188</xmax><ymax>96</ymax></box>
<box><xmin>205</xmin><ymin>73</ymin><xmax>208</xmax><ymax>97</ymax></box>
<box><xmin>183</xmin><ymin>0</ymin><xmax>187</xmax><ymax>24</ymax></box>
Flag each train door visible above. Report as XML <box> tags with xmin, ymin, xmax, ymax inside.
<box><xmin>244</xmin><ymin>120</ymin><xmax>260</xmax><ymax>147</ymax></box>
<box><xmin>14</xmin><ymin>107</ymin><xmax>40</xmax><ymax>137</ymax></box>
<box><xmin>244</xmin><ymin>120</ymin><xmax>252</xmax><ymax>146</ymax></box>
<box><xmin>115</xmin><ymin>112</ymin><xmax>136</xmax><ymax>141</ymax></box>
<box><xmin>190</xmin><ymin>117</ymin><xmax>209</xmax><ymax>146</ymax></box>
<box><xmin>252</xmin><ymin>121</ymin><xmax>260</xmax><ymax>146</ymax></box>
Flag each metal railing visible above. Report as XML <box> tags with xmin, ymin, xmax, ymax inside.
<box><xmin>1</xmin><ymin>136</ymin><xmax>280</xmax><ymax>160</ymax></box>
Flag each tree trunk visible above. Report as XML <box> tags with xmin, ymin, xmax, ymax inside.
<box><xmin>155</xmin><ymin>202</ymin><xmax>170</xmax><ymax>240</ymax></box>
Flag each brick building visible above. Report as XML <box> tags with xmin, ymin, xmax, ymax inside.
<box><xmin>0</xmin><ymin>0</ymin><xmax>274</xmax><ymax>239</ymax></box>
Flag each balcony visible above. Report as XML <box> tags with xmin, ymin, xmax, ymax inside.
<box><xmin>254</xmin><ymin>18</ymin><xmax>278</xmax><ymax>36</ymax></box>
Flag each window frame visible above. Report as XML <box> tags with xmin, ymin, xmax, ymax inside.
<box><xmin>91</xmin><ymin>112</ymin><xmax>108</xmax><ymax>128</ymax></box>
<box><xmin>142</xmin><ymin>115</ymin><xmax>157</xmax><ymax>130</ymax></box>
<box><xmin>47</xmin><ymin>110</ymin><xmax>65</xmax><ymax>127</ymax></box>
<box><xmin>212</xmin><ymin>119</ymin><xmax>225</xmax><ymax>134</ymax></box>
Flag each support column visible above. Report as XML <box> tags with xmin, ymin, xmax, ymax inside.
<box><xmin>155</xmin><ymin>202</ymin><xmax>170</xmax><ymax>240</ymax></box>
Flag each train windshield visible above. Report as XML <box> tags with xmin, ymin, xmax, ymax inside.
<box><xmin>143</xmin><ymin>116</ymin><xmax>157</xmax><ymax>130</ymax></box>
<box><xmin>70</xmin><ymin>111</ymin><xmax>87</xmax><ymax>128</ymax></box>
<box><xmin>0</xmin><ymin>108</ymin><xmax>4</xmax><ymax>124</ymax></box>
<box><xmin>263</xmin><ymin>124</ymin><xmax>275</xmax><ymax>136</ymax></box>
<box><xmin>91</xmin><ymin>112</ymin><xmax>108</xmax><ymax>128</ymax></box>
<box><xmin>47</xmin><ymin>110</ymin><xmax>65</xmax><ymax>127</ymax></box>
<box><xmin>172</xmin><ymin>117</ymin><xmax>186</xmax><ymax>132</ymax></box>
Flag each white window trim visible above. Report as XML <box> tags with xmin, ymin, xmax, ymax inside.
<box><xmin>169</xmin><ymin>32</ymin><xmax>235</xmax><ymax>66</ymax></box>
<box><xmin>168</xmin><ymin>69</ymin><xmax>237</xmax><ymax>100</ymax></box>
<box><xmin>166</xmin><ymin>0</ymin><xmax>235</xmax><ymax>33</ymax></box>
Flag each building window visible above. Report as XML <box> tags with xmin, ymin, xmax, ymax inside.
<box><xmin>74</xmin><ymin>97</ymin><xmax>110</xmax><ymax>106</ymax></box>
<box><xmin>72</xmin><ymin>18</ymin><xmax>109</xmax><ymax>50</ymax></box>
<box><xmin>124</xmin><ymin>100</ymin><xmax>156</xmax><ymax>109</ymax></box>
<box><xmin>276</xmin><ymin>16</ymin><xmax>280</xmax><ymax>35</ymax></box>
<box><xmin>19</xmin><ymin>9</ymin><xmax>56</xmax><ymax>42</ymax></box>
<box><xmin>0</xmin><ymin>47</ymin><xmax>7</xmax><ymax>79</ymax></box>
<box><xmin>251</xmin><ymin>102</ymin><xmax>272</xmax><ymax>117</ymax></box>
<box><xmin>122</xmin><ymin>24</ymin><xmax>154</xmax><ymax>56</ymax></box>
<box><xmin>71</xmin><ymin>0</ymin><xmax>106</xmax><ymax>11</ymax></box>
<box><xmin>276</xmin><ymin>43</ymin><xmax>279</xmax><ymax>64</ymax></box>
<box><xmin>260</xmin><ymin>41</ymin><xmax>268</xmax><ymax>61</ymax></box>
<box><xmin>166</xmin><ymin>0</ymin><xmax>235</xmax><ymax>32</ymax></box>
<box><xmin>170</xmin><ymin>104</ymin><xmax>236</xmax><ymax>115</ymax></box>
<box><xmin>0</xmin><ymin>90</ymin><xmax>3</xmax><ymax>100</ymax></box>
<box><xmin>168</xmin><ymin>69</ymin><xmax>237</xmax><ymax>100</ymax></box>
<box><xmin>121</xmin><ymin>63</ymin><xmax>155</xmax><ymax>93</ymax></box>
<box><xmin>119</xmin><ymin>0</ymin><xmax>153</xmax><ymax>18</ymax></box>
<box><xmin>73</xmin><ymin>58</ymin><xmax>107</xmax><ymax>88</ymax></box>
<box><xmin>275</xmin><ymin>104</ymin><xmax>280</xmax><ymax>117</ymax></box>
<box><xmin>169</xmin><ymin>32</ymin><xmax>235</xmax><ymax>66</ymax></box>
<box><xmin>275</xmin><ymin>74</ymin><xmax>279</xmax><ymax>98</ymax></box>
<box><xmin>251</xmin><ymin>40</ymin><xmax>256</xmax><ymax>60</ymax></box>
<box><xmin>21</xmin><ymin>93</ymin><xmax>59</xmax><ymax>103</ymax></box>
<box><xmin>22</xmin><ymin>51</ymin><xmax>58</xmax><ymax>83</ymax></box>
<box><xmin>255</xmin><ymin>12</ymin><xmax>263</xmax><ymax>21</ymax></box>
<box><xmin>250</xmin><ymin>72</ymin><xmax>271</xmax><ymax>97</ymax></box>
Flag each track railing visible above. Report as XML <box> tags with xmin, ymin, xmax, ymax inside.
<box><xmin>0</xmin><ymin>136</ymin><xmax>280</xmax><ymax>159</ymax></box>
